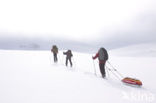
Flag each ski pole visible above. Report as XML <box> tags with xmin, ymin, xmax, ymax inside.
<box><xmin>72</xmin><ymin>57</ymin><xmax>76</xmax><ymax>69</ymax></box>
<box><xmin>58</xmin><ymin>53</ymin><xmax>63</xmax><ymax>65</ymax></box>
<box><xmin>92</xmin><ymin>59</ymin><xmax>97</xmax><ymax>76</ymax></box>
<box><xmin>62</xmin><ymin>53</ymin><xmax>66</xmax><ymax>65</ymax></box>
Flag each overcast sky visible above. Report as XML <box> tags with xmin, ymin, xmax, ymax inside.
<box><xmin>0</xmin><ymin>0</ymin><xmax>156</xmax><ymax>51</ymax></box>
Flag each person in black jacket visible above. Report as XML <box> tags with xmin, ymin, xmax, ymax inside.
<box><xmin>63</xmin><ymin>50</ymin><xmax>73</xmax><ymax>67</ymax></box>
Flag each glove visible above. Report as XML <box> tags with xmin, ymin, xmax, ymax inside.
<box><xmin>92</xmin><ymin>56</ymin><xmax>94</xmax><ymax>59</ymax></box>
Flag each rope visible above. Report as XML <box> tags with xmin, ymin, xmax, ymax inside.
<box><xmin>107</xmin><ymin>61</ymin><xmax>124</xmax><ymax>78</ymax></box>
<box><xmin>106</xmin><ymin>66</ymin><xmax>122</xmax><ymax>80</ymax></box>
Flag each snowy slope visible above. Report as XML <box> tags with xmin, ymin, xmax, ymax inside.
<box><xmin>109</xmin><ymin>43</ymin><xmax>156</xmax><ymax>57</ymax></box>
<box><xmin>0</xmin><ymin>48</ymin><xmax>155</xmax><ymax>103</ymax></box>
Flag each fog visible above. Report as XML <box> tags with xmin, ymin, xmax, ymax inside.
<box><xmin>0</xmin><ymin>0</ymin><xmax>156</xmax><ymax>52</ymax></box>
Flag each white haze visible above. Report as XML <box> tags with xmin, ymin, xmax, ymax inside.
<box><xmin>0</xmin><ymin>0</ymin><xmax>155</xmax><ymax>43</ymax></box>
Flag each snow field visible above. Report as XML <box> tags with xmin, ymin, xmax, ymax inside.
<box><xmin>0</xmin><ymin>49</ymin><xmax>155</xmax><ymax>103</ymax></box>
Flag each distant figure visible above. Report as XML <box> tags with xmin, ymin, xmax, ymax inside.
<box><xmin>92</xmin><ymin>47</ymin><xmax>108</xmax><ymax>78</ymax></box>
<box><xmin>63</xmin><ymin>50</ymin><xmax>73</xmax><ymax>67</ymax></box>
<box><xmin>51</xmin><ymin>45</ymin><xmax>58</xmax><ymax>63</ymax></box>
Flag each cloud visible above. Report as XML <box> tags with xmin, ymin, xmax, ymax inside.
<box><xmin>96</xmin><ymin>9</ymin><xmax>156</xmax><ymax>49</ymax></box>
<box><xmin>0</xmin><ymin>0</ymin><xmax>156</xmax><ymax>51</ymax></box>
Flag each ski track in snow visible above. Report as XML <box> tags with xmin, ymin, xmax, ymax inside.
<box><xmin>0</xmin><ymin>49</ymin><xmax>155</xmax><ymax>103</ymax></box>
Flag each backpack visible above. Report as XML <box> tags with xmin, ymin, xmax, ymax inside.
<box><xmin>98</xmin><ymin>48</ymin><xmax>108</xmax><ymax>60</ymax></box>
<box><xmin>67</xmin><ymin>50</ymin><xmax>73</xmax><ymax>57</ymax></box>
<box><xmin>52</xmin><ymin>45</ymin><xmax>58</xmax><ymax>53</ymax></box>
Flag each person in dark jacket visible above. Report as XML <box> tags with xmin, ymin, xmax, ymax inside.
<box><xmin>92</xmin><ymin>47</ymin><xmax>108</xmax><ymax>78</ymax></box>
<box><xmin>63</xmin><ymin>50</ymin><xmax>73</xmax><ymax>67</ymax></box>
<box><xmin>51</xmin><ymin>45</ymin><xmax>58</xmax><ymax>63</ymax></box>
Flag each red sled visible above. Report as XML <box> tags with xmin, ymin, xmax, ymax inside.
<box><xmin>122</xmin><ymin>77</ymin><xmax>142</xmax><ymax>86</ymax></box>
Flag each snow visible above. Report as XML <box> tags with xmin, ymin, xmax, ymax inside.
<box><xmin>110</xmin><ymin>43</ymin><xmax>156</xmax><ymax>57</ymax></box>
<box><xmin>0</xmin><ymin>44</ymin><xmax>156</xmax><ymax>103</ymax></box>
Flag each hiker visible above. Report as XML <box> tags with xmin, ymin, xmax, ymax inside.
<box><xmin>51</xmin><ymin>45</ymin><xmax>58</xmax><ymax>63</ymax></box>
<box><xmin>63</xmin><ymin>50</ymin><xmax>73</xmax><ymax>67</ymax></box>
<box><xmin>92</xmin><ymin>47</ymin><xmax>108</xmax><ymax>78</ymax></box>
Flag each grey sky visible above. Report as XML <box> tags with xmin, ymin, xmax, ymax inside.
<box><xmin>0</xmin><ymin>0</ymin><xmax>156</xmax><ymax>52</ymax></box>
